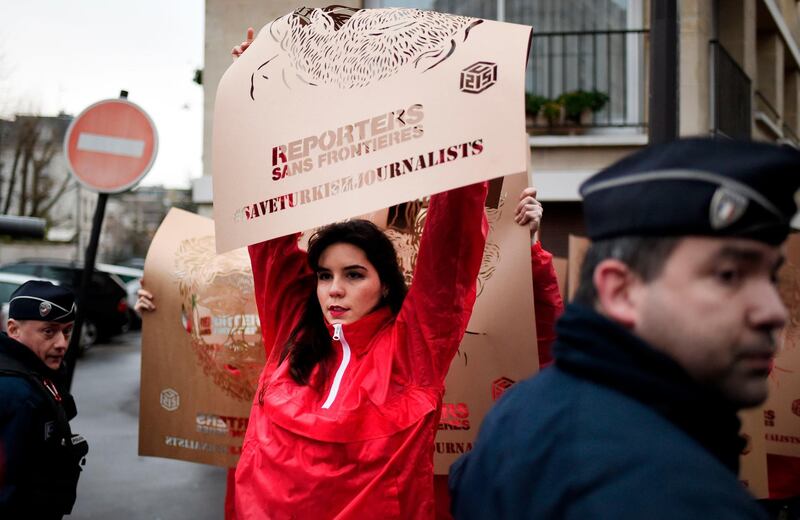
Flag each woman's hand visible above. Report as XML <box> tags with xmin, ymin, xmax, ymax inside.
<box><xmin>231</xmin><ymin>27</ymin><xmax>255</xmax><ymax>60</ymax></box>
<box><xmin>134</xmin><ymin>287</ymin><xmax>156</xmax><ymax>314</ymax></box>
<box><xmin>514</xmin><ymin>187</ymin><xmax>543</xmax><ymax>234</ymax></box>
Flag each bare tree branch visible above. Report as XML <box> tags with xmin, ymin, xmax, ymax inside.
<box><xmin>38</xmin><ymin>174</ymin><xmax>74</xmax><ymax>218</ymax></box>
<box><xmin>2</xmin><ymin>135</ymin><xmax>22</xmax><ymax>214</ymax></box>
<box><xmin>2</xmin><ymin>115</ymin><xmax>71</xmax><ymax>224</ymax></box>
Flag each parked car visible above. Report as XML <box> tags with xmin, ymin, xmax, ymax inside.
<box><xmin>0</xmin><ymin>259</ymin><xmax>130</xmax><ymax>345</ymax></box>
<box><xmin>96</xmin><ymin>263</ymin><xmax>144</xmax><ymax>284</ymax></box>
<box><xmin>119</xmin><ymin>257</ymin><xmax>146</xmax><ymax>270</ymax></box>
<box><xmin>0</xmin><ymin>272</ymin><xmax>95</xmax><ymax>350</ymax></box>
<box><xmin>96</xmin><ymin>263</ymin><xmax>144</xmax><ymax>329</ymax></box>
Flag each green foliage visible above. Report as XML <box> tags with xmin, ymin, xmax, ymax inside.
<box><xmin>558</xmin><ymin>90</ymin><xmax>610</xmax><ymax>123</ymax></box>
<box><xmin>525</xmin><ymin>93</ymin><xmax>548</xmax><ymax>116</ymax></box>
<box><xmin>542</xmin><ymin>101</ymin><xmax>562</xmax><ymax>125</ymax></box>
<box><xmin>586</xmin><ymin>90</ymin><xmax>610</xmax><ymax>111</ymax></box>
<box><xmin>525</xmin><ymin>89</ymin><xmax>610</xmax><ymax>126</ymax></box>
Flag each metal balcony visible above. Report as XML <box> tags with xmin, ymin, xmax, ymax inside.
<box><xmin>527</xmin><ymin>29</ymin><xmax>649</xmax><ymax>133</ymax></box>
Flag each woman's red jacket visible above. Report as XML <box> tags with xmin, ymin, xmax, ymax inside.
<box><xmin>234</xmin><ymin>182</ymin><xmax>488</xmax><ymax>519</ymax></box>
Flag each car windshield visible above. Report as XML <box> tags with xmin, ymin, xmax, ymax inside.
<box><xmin>0</xmin><ymin>282</ymin><xmax>19</xmax><ymax>302</ymax></box>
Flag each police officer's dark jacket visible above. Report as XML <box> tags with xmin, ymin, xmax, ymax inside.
<box><xmin>0</xmin><ymin>331</ymin><xmax>87</xmax><ymax>519</ymax></box>
<box><xmin>449</xmin><ymin>304</ymin><xmax>768</xmax><ymax>519</ymax></box>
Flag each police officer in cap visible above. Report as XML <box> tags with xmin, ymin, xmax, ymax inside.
<box><xmin>449</xmin><ymin>137</ymin><xmax>800</xmax><ymax>519</ymax></box>
<box><xmin>0</xmin><ymin>280</ymin><xmax>88</xmax><ymax>519</ymax></box>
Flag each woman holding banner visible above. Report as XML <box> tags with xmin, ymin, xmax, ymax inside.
<box><xmin>135</xmin><ymin>183</ymin><xmax>561</xmax><ymax>520</ymax></box>
<box><xmin>231</xmin><ymin>177</ymin><xmax>487</xmax><ymax>518</ymax></box>
<box><xmin>135</xmin><ymin>183</ymin><xmax>559</xmax><ymax>520</ymax></box>
<box><xmin>227</xmin><ymin>30</ymin><xmax>490</xmax><ymax>519</ymax></box>
<box><xmin>133</xmin><ymin>25</ymin><xmax>551</xmax><ymax>520</ymax></box>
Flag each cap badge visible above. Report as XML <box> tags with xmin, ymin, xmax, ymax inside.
<box><xmin>39</xmin><ymin>301</ymin><xmax>52</xmax><ymax>317</ymax></box>
<box><xmin>710</xmin><ymin>187</ymin><xmax>748</xmax><ymax>229</ymax></box>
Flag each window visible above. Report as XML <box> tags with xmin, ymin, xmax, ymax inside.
<box><xmin>0</xmin><ymin>282</ymin><xmax>18</xmax><ymax>303</ymax></box>
<box><xmin>1</xmin><ymin>264</ymin><xmax>37</xmax><ymax>275</ymax></box>
<box><xmin>366</xmin><ymin>0</ymin><xmax>647</xmax><ymax>131</ymax></box>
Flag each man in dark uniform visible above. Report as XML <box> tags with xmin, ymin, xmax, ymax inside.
<box><xmin>449</xmin><ymin>138</ymin><xmax>800</xmax><ymax>519</ymax></box>
<box><xmin>0</xmin><ymin>280</ymin><xmax>88</xmax><ymax>519</ymax></box>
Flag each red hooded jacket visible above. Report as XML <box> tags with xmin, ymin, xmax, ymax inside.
<box><xmin>234</xmin><ymin>182</ymin><xmax>488</xmax><ymax>519</ymax></box>
<box><xmin>530</xmin><ymin>241</ymin><xmax>564</xmax><ymax>367</ymax></box>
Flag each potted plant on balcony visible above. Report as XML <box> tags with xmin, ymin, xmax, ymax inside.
<box><xmin>558</xmin><ymin>89</ymin><xmax>610</xmax><ymax>128</ymax></box>
<box><xmin>542</xmin><ymin>100</ymin><xmax>564</xmax><ymax>128</ymax></box>
<box><xmin>525</xmin><ymin>93</ymin><xmax>548</xmax><ymax>130</ymax></box>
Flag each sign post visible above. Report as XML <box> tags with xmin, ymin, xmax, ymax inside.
<box><xmin>63</xmin><ymin>91</ymin><xmax>158</xmax><ymax>388</ymax></box>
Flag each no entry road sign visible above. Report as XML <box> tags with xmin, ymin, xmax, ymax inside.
<box><xmin>65</xmin><ymin>98</ymin><xmax>158</xmax><ymax>193</ymax></box>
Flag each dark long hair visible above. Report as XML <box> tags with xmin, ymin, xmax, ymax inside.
<box><xmin>283</xmin><ymin>219</ymin><xmax>406</xmax><ymax>386</ymax></box>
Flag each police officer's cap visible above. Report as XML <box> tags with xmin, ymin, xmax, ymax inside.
<box><xmin>579</xmin><ymin>137</ymin><xmax>800</xmax><ymax>245</ymax></box>
<box><xmin>8</xmin><ymin>280</ymin><xmax>76</xmax><ymax>323</ymax></box>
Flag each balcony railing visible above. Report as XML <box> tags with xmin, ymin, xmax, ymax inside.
<box><xmin>783</xmin><ymin>123</ymin><xmax>800</xmax><ymax>146</ymax></box>
<box><xmin>527</xmin><ymin>29</ymin><xmax>649</xmax><ymax>133</ymax></box>
<box><xmin>710</xmin><ymin>41</ymin><xmax>751</xmax><ymax>140</ymax></box>
<box><xmin>754</xmin><ymin>90</ymin><xmax>782</xmax><ymax>138</ymax></box>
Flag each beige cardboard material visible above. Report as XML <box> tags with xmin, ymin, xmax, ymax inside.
<box><xmin>211</xmin><ymin>7</ymin><xmax>532</xmax><ymax>252</ymax></box>
<box><xmin>739</xmin><ymin>407</ymin><xmax>769</xmax><ymax>498</ymax></box>
<box><xmin>434</xmin><ymin>172</ymin><xmax>538</xmax><ymax>472</ymax></box>
<box><xmin>567</xmin><ymin>235</ymin><xmax>590</xmax><ymax>302</ymax></box>
<box><xmin>763</xmin><ymin>233</ymin><xmax>800</xmax><ymax>459</ymax></box>
<box><xmin>138</xmin><ymin>209</ymin><xmax>264</xmax><ymax>467</ymax></box>
<box><xmin>552</xmin><ymin>256</ymin><xmax>567</xmax><ymax>304</ymax></box>
<box><xmin>738</xmin><ymin>234</ymin><xmax>800</xmax><ymax>498</ymax></box>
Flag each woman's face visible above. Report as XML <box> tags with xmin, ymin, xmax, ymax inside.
<box><xmin>316</xmin><ymin>242</ymin><xmax>384</xmax><ymax>325</ymax></box>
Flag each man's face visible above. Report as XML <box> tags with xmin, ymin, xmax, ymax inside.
<box><xmin>632</xmin><ymin>237</ymin><xmax>787</xmax><ymax>408</ymax></box>
<box><xmin>7</xmin><ymin>319</ymin><xmax>73</xmax><ymax>370</ymax></box>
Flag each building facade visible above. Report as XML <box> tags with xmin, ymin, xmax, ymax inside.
<box><xmin>200</xmin><ymin>0</ymin><xmax>800</xmax><ymax>255</ymax></box>
<box><xmin>0</xmin><ymin>114</ymin><xmax>81</xmax><ymax>232</ymax></box>
<box><xmin>100</xmin><ymin>185</ymin><xmax>195</xmax><ymax>263</ymax></box>
<box><xmin>0</xmin><ymin>114</ymin><xmax>194</xmax><ymax>264</ymax></box>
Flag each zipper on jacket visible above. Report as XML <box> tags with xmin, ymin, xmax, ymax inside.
<box><xmin>322</xmin><ymin>323</ymin><xmax>351</xmax><ymax>409</ymax></box>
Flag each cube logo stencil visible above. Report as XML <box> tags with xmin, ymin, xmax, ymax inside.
<box><xmin>460</xmin><ymin>62</ymin><xmax>498</xmax><ymax>93</ymax></box>
<box><xmin>491</xmin><ymin>377</ymin><xmax>515</xmax><ymax>401</ymax></box>
<box><xmin>160</xmin><ymin>388</ymin><xmax>180</xmax><ymax>411</ymax></box>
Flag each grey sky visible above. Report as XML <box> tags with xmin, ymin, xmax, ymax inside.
<box><xmin>0</xmin><ymin>0</ymin><xmax>204</xmax><ymax>188</ymax></box>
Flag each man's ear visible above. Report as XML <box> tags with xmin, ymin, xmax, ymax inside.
<box><xmin>6</xmin><ymin>319</ymin><xmax>20</xmax><ymax>338</ymax></box>
<box><xmin>593</xmin><ymin>259</ymin><xmax>642</xmax><ymax>329</ymax></box>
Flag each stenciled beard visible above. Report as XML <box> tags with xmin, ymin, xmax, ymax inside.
<box><xmin>267</xmin><ymin>7</ymin><xmax>480</xmax><ymax>89</ymax></box>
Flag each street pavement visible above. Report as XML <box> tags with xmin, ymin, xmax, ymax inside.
<box><xmin>68</xmin><ymin>331</ymin><xmax>227</xmax><ymax>519</ymax></box>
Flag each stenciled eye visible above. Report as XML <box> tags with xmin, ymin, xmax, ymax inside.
<box><xmin>715</xmin><ymin>267</ymin><xmax>741</xmax><ymax>285</ymax></box>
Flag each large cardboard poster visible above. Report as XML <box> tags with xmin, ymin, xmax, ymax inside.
<box><xmin>739</xmin><ymin>407</ymin><xmax>769</xmax><ymax>498</ymax></box>
<box><xmin>140</xmin><ymin>174</ymin><xmax>538</xmax><ymax>470</ymax></box>
<box><xmin>434</xmin><ymin>172</ymin><xmax>538</xmax><ymax>472</ymax></box>
<box><xmin>738</xmin><ymin>233</ymin><xmax>800</xmax><ymax>498</ymax></box>
<box><xmin>763</xmin><ymin>234</ymin><xmax>800</xmax><ymax>459</ymax></box>
<box><xmin>567</xmin><ymin>234</ymin><xmax>589</xmax><ymax>301</ymax></box>
<box><xmin>212</xmin><ymin>6</ymin><xmax>532</xmax><ymax>252</ymax></box>
<box><xmin>139</xmin><ymin>209</ymin><xmax>264</xmax><ymax>467</ymax></box>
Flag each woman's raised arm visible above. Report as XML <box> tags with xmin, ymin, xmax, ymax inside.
<box><xmin>399</xmin><ymin>181</ymin><xmax>489</xmax><ymax>386</ymax></box>
<box><xmin>248</xmin><ymin>235</ymin><xmax>315</xmax><ymax>363</ymax></box>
